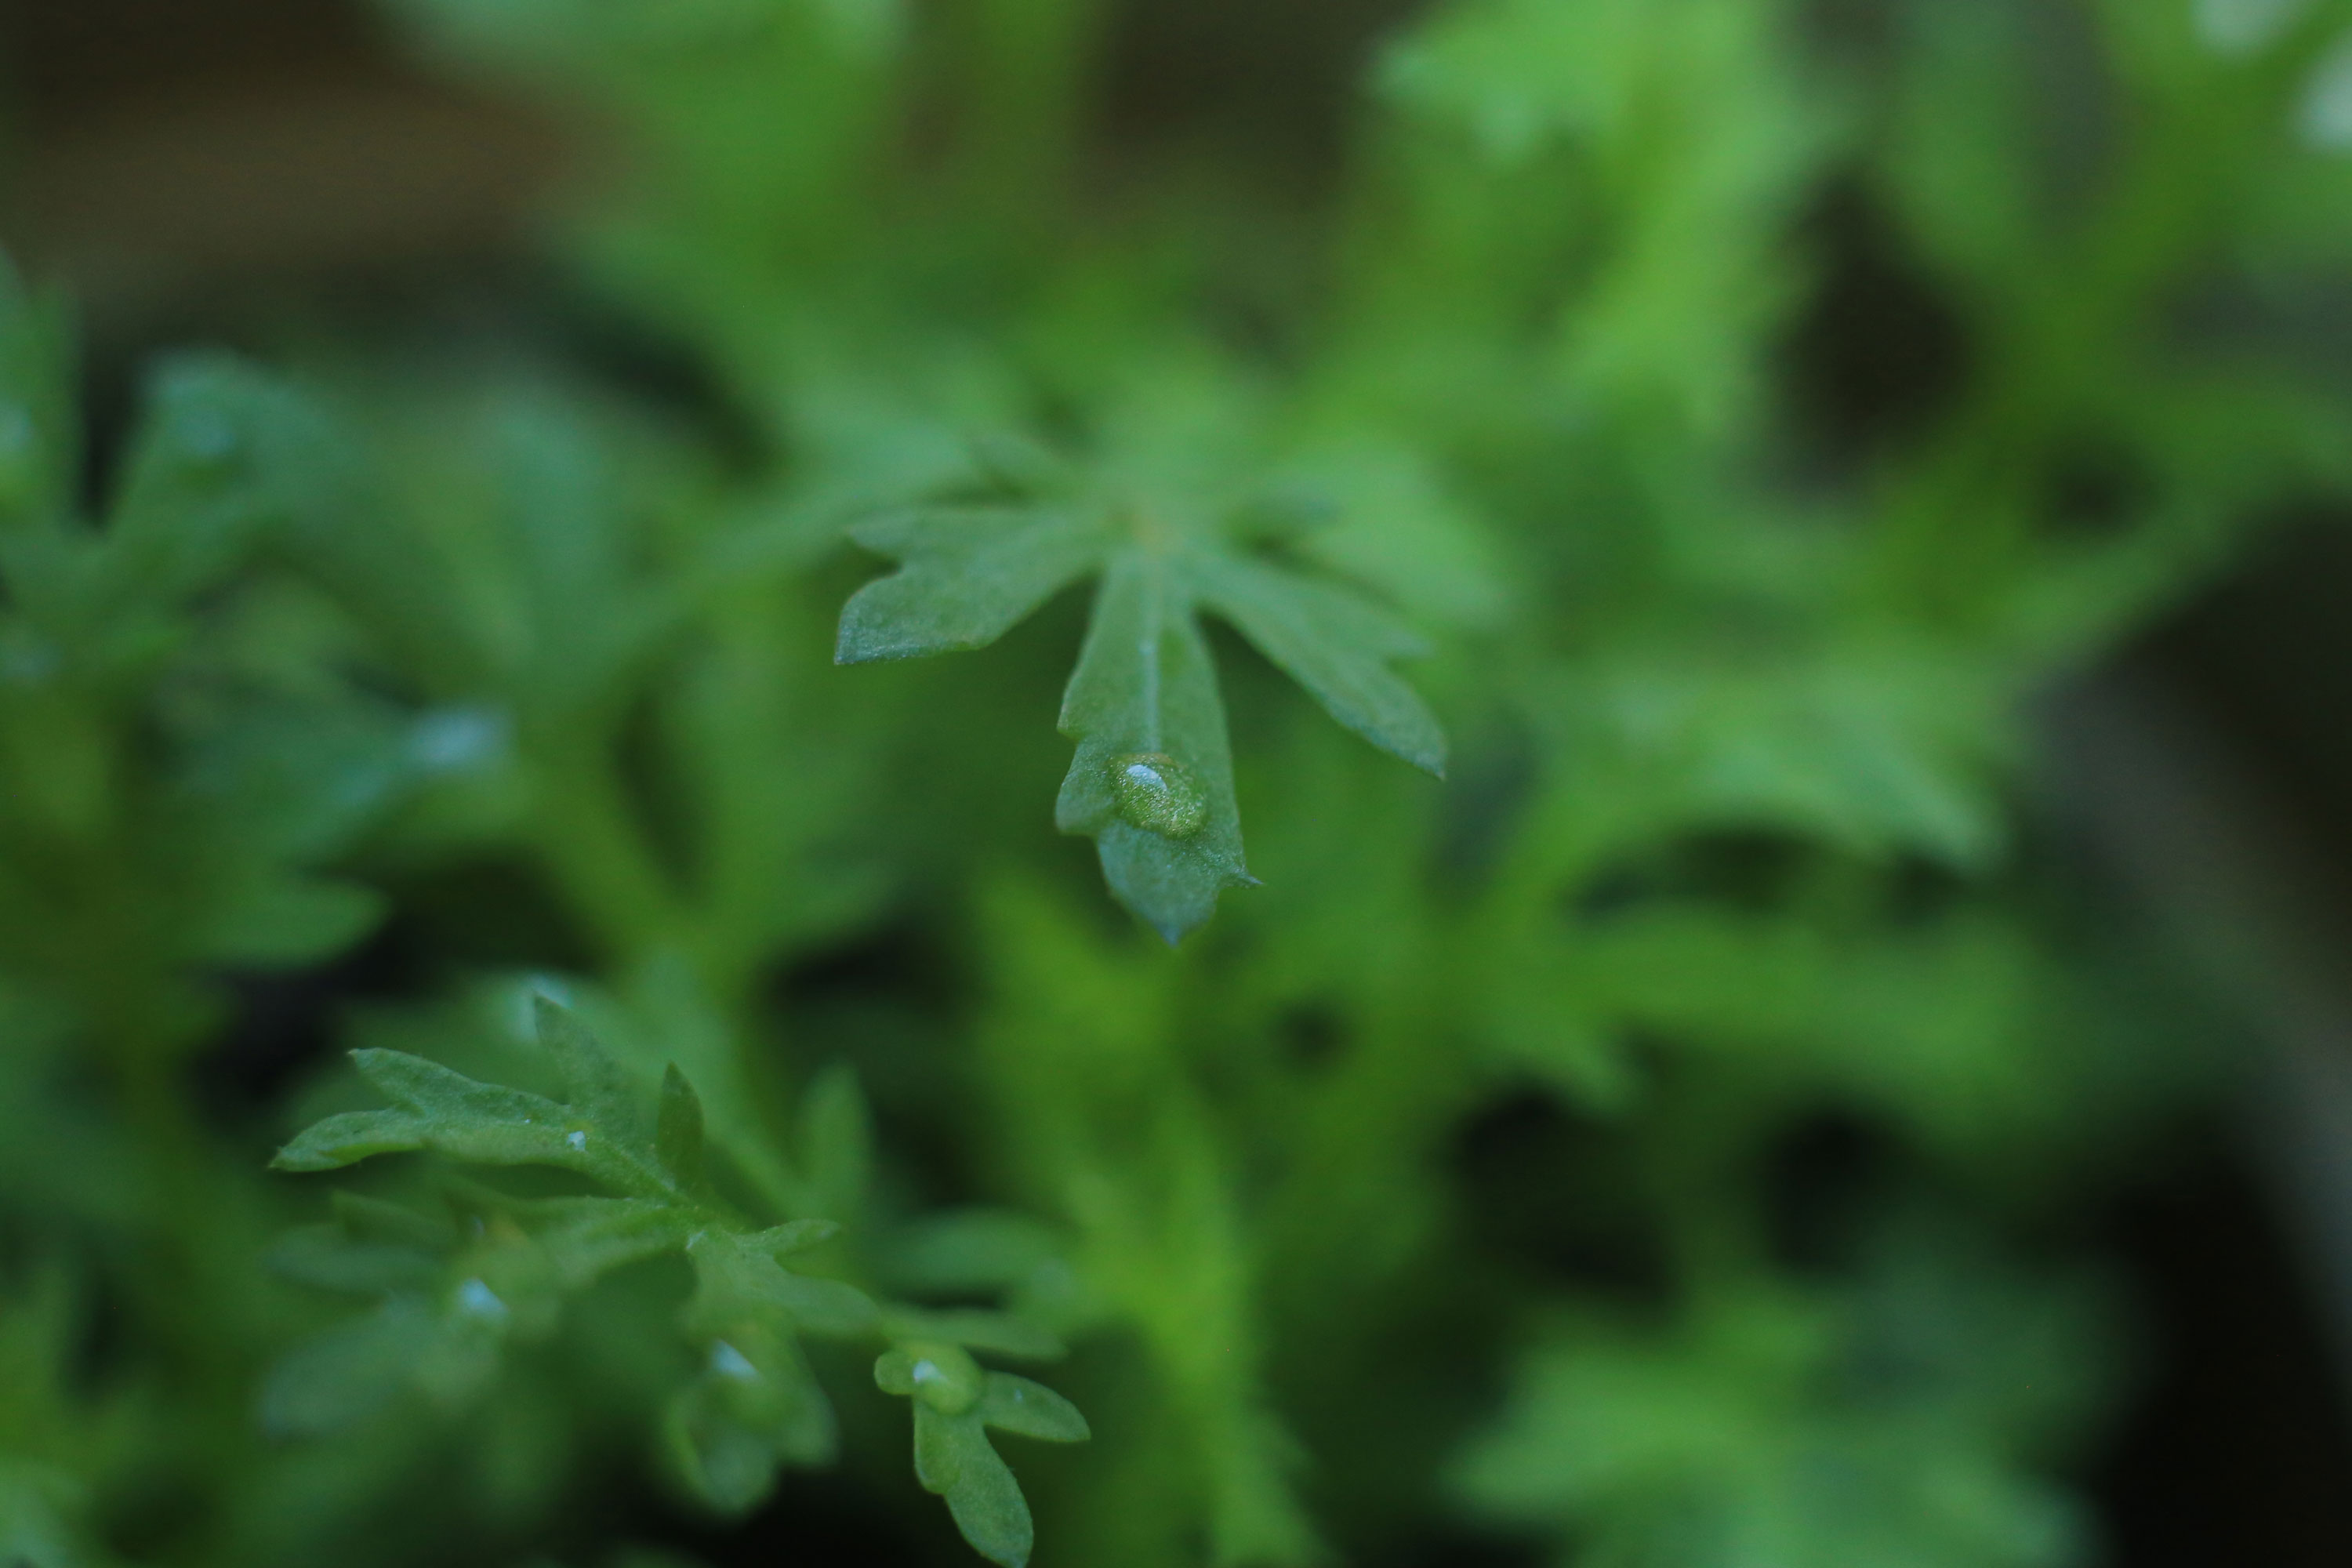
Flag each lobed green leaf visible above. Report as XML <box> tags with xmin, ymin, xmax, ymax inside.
<box><xmin>974</xmin><ymin>1373</ymin><xmax>1090</xmax><ymax>1443</ymax></box>
<box><xmin>835</xmin><ymin>507</ymin><xmax>1107</xmax><ymax>662</ymax></box>
<box><xmin>270</xmin><ymin>1109</ymin><xmax>434</xmax><ymax>1173</ymax></box>
<box><xmin>534</xmin><ymin>995</ymin><xmax>641</xmax><ymax>1140</ymax></box>
<box><xmin>915</xmin><ymin>1406</ymin><xmax>1034</xmax><ymax>1568</ymax></box>
<box><xmin>877</xmin><ymin>1344</ymin><xmax>1090</xmax><ymax>1566</ymax></box>
<box><xmin>1192</xmin><ymin>554</ymin><xmax>1447</xmax><ymax>776</ymax></box>
<box><xmin>1054</xmin><ymin>555</ymin><xmax>1252</xmax><ymax>942</ymax></box>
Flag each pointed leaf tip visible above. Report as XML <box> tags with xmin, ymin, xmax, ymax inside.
<box><xmin>978</xmin><ymin>1374</ymin><xmax>1090</xmax><ymax>1443</ymax></box>
<box><xmin>1194</xmin><ymin>554</ymin><xmax>1449</xmax><ymax>777</ymax></box>
<box><xmin>530</xmin><ymin>992</ymin><xmax>637</xmax><ymax>1133</ymax></box>
<box><xmin>749</xmin><ymin>1218</ymin><xmax>840</xmax><ymax>1256</ymax></box>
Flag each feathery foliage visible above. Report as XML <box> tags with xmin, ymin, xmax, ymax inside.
<box><xmin>4</xmin><ymin>2</ymin><xmax>2350</xmax><ymax>1566</ymax></box>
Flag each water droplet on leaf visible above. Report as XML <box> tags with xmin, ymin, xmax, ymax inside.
<box><xmin>899</xmin><ymin>1340</ymin><xmax>983</xmax><ymax>1415</ymax></box>
<box><xmin>411</xmin><ymin>705</ymin><xmax>509</xmax><ymax>773</ymax></box>
<box><xmin>1109</xmin><ymin>751</ymin><xmax>1208</xmax><ymax>838</ymax></box>
<box><xmin>453</xmin><ymin>1277</ymin><xmax>509</xmax><ymax>1322</ymax></box>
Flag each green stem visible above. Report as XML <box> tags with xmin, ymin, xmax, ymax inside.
<box><xmin>528</xmin><ymin>717</ymin><xmax>812</xmax><ymax>1218</ymax></box>
<box><xmin>527</xmin><ymin>719</ymin><xmax>693</xmax><ymax>967</ymax></box>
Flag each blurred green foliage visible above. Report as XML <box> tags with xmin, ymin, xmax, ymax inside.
<box><xmin>5</xmin><ymin>0</ymin><xmax>2352</xmax><ymax>1564</ymax></box>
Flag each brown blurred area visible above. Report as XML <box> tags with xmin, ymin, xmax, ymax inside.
<box><xmin>0</xmin><ymin>0</ymin><xmax>564</xmax><ymax>323</ymax></box>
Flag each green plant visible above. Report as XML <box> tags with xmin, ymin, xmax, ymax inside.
<box><xmin>4</xmin><ymin>1</ymin><xmax>2350</xmax><ymax>1566</ymax></box>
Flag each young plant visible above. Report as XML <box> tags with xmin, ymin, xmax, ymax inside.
<box><xmin>273</xmin><ymin>998</ymin><xmax>1087</xmax><ymax>1566</ymax></box>
<box><xmin>834</xmin><ymin>365</ymin><xmax>1447</xmax><ymax>941</ymax></box>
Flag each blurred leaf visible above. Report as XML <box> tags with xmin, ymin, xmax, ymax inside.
<box><xmin>1457</xmin><ymin>1293</ymin><xmax>2084</xmax><ymax>1568</ymax></box>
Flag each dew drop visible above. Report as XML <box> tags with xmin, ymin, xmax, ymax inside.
<box><xmin>900</xmin><ymin>1340</ymin><xmax>983</xmax><ymax>1414</ymax></box>
<box><xmin>454</xmin><ymin>1277</ymin><xmax>509</xmax><ymax>1322</ymax></box>
<box><xmin>1109</xmin><ymin>751</ymin><xmax>1208</xmax><ymax>838</ymax></box>
<box><xmin>710</xmin><ymin>1340</ymin><xmax>760</xmax><ymax>1381</ymax></box>
<box><xmin>565</xmin><ymin>1130</ymin><xmax>588</xmax><ymax>1152</ymax></box>
<box><xmin>411</xmin><ymin>705</ymin><xmax>509</xmax><ymax>773</ymax></box>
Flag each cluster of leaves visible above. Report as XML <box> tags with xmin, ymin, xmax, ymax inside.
<box><xmin>268</xmin><ymin>997</ymin><xmax>1086</xmax><ymax>1563</ymax></box>
<box><xmin>1455</xmin><ymin>1235</ymin><xmax>2108</xmax><ymax>1568</ymax></box>
<box><xmin>4</xmin><ymin>1</ymin><xmax>2352</xmax><ymax>1566</ymax></box>
<box><xmin>833</xmin><ymin>371</ymin><xmax>1449</xmax><ymax>940</ymax></box>
<box><xmin>0</xmin><ymin>1273</ymin><xmax>133</xmax><ymax>1568</ymax></box>
<box><xmin>0</xmin><ymin>270</ymin><xmax>395</xmax><ymax>1042</ymax></box>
